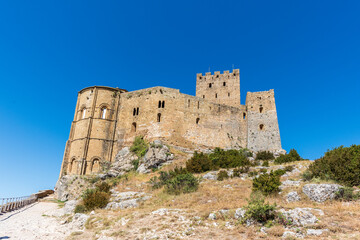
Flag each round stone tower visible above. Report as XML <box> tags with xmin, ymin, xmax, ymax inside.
<box><xmin>59</xmin><ymin>86</ymin><xmax>127</xmax><ymax>177</ymax></box>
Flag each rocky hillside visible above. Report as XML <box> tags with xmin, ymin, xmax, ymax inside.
<box><xmin>54</xmin><ymin>141</ymin><xmax>360</xmax><ymax>240</ymax></box>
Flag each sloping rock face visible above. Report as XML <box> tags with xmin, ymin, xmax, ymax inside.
<box><xmin>302</xmin><ymin>184</ymin><xmax>343</xmax><ymax>202</ymax></box>
<box><xmin>286</xmin><ymin>191</ymin><xmax>301</xmax><ymax>202</ymax></box>
<box><xmin>280</xmin><ymin>208</ymin><xmax>318</xmax><ymax>226</ymax></box>
<box><xmin>137</xmin><ymin>141</ymin><xmax>174</xmax><ymax>173</ymax></box>
<box><xmin>55</xmin><ymin>175</ymin><xmax>76</xmax><ymax>201</ymax></box>
<box><xmin>105</xmin><ymin>191</ymin><xmax>151</xmax><ymax>210</ymax></box>
<box><xmin>102</xmin><ymin>147</ymin><xmax>138</xmax><ymax>178</ymax></box>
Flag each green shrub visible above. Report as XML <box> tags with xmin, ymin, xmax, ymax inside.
<box><xmin>164</xmin><ymin>173</ymin><xmax>199</xmax><ymax>195</ymax></box>
<box><xmin>239</xmin><ymin>148</ymin><xmax>253</xmax><ymax>158</ymax></box>
<box><xmin>74</xmin><ymin>204</ymin><xmax>86</xmax><ymax>213</ymax></box>
<box><xmin>256</xmin><ymin>151</ymin><xmax>274</xmax><ymax>160</ymax></box>
<box><xmin>252</xmin><ymin>171</ymin><xmax>281</xmax><ymax>196</ymax></box>
<box><xmin>233</xmin><ymin>166</ymin><xmax>250</xmax><ymax>177</ymax></box>
<box><xmin>262</xmin><ymin>161</ymin><xmax>269</xmax><ymax>167</ymax></box>
<box><xmin>302</xmin><ymin>170</ymin><xmax>313</xmax><ymax>181</ymax></box>
<box><xmin>307</xmin><ymin>145</ymin><xmax>360</xmax><ymax>186</ymax></box>
<box><xmin>217</xmin><ymin>170</ymin><xmax>229</xmax><ymax>181</ymax></box>
<box><xmin>284</xmin><ymin>165</ymin><xmax>294</xmax><ymax>172</ymax></box>
<box><xmin>82</xmin><ymin>189</ymin><xmax>110</xmax><ymax>211</ymax></box>
<box><xmin>260</xmin><ymin>168</ymin><xmax>267</xmax><ymax>173</ymax></box>
<box><xmin>130</xmin><ymin>136</ymin><xmax>148</xmax><ymax>158</ymax></box>
<box><xmin>335</xmin><ymin>187</ymin><xmax>360</xmax><ymax>201</ymax></box>
<box><xmin>273</xmin><ymin>169</ymin><xmax>286</xmax><ymax>177</ymax></box>
<box><xmin>95</xmin><ymin>181</ymin><xmax>111</xmax><ymax>193</ymax></box>
<box><xmin>248</xmin><ymin>171</ymin><xmax>258</xmax><ymax>177</ymax></box>
<box><xmin>274</xmin><ymin>149</ymin><xmax>301</xmax><ymax>164</ymax></box>
<box><xmin>186</xmin><ymin>152</ymin><xmax>213</xmax><ymax>173</ymax></box>
<box><xmin>243</xmin><ymin>192</ymin><xmax>277</xmax><ymax>224</ymax></box>
<box><xmin>209</xmin><ymin>148</ymin><xmax>251</xmax><ymax>169</ymax></box>
<box><xmin>149</xmin><ymin>167</ymin><xmax>199</xmax><ymax>195</ymax></box>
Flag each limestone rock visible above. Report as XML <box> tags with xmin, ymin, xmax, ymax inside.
<box><xmin>105</xmin><ymin>147</ymin><xmax>137</xmax><ymax>178</ymax></box>
<box><xmin>202</xmin><ymin>171</ymin><xmax>217</xmax><ymax>180</ymax></box>
<box><xmin>307</xmin><ymin>229</ymin><xmax>328</xmax><ymax>236</ymax></box>
<box><xmin>208</xmin><ymin>213</ymin><xmax>216</xmax><ymax>220</ymax></box>
<box><xmin>137</xmin><ymin>140</ymin><xmax>174</xmax><ymax>174</ymax></box>
<box><xmin>280</xmin><ymin>180</ymin><xmax>301</xmax><ymax>189</ymax></box>
<box><xmin>63</xmin><ymin>200</ymin><xmax>79</xmax><ymax>215</ymax></box>
<box><xmin>279</xmin><ymin>208</ymin><xmax>318</xmax><ymax>226</ymax></box>
<box><xmin>302</xmin><ymin>184</ymin><xmax>343</xmax><ymax>202</ymax></box>
<box><xmin>71</xmin><ymin>213</ymin><xmax>90</xmax><ymax>230</ymax></box>
<box><xmin>105</xmin><ymin>191</ymin><xmax>151</xmax><ymax>210</ymax></box>
<box><xmin>234</xmin><ymin>208</ymin><xmax>246</xmax><ymax>220</ymax></box>
<box><xmin>55</xmin><ymin>175</ymin><xmax>76</xmax><ymax>201</ymax></box>
<box><xmin>286</xmin><ymin>191</ymin><xmax>301</xmax><ymax>202</ymax></box>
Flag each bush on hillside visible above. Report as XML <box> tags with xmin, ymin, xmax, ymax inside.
<box><xmin>217</xmin><ymin>170</ymin><xmax>229</xmax><ymax>181</ymax></box>
<box><xmin>252</xmin><ymin>171</ymin><xmax>281</xmax><ymax>196</ymax></box>
<box><xmin>243</xmin><ymin>192</ymin><xmax>277</xmax><ymax>224</ymax></box>
<box><xmin>233</xmin><ymin>166</ymin><xmax>250</xmax><ymax>177</ymax></box>
<box><xmin>306</xmin><ymin>145</ymin><xmax>360</xmax><ymax>186</ymax></box>
<box><xmin>256</xmin><ymin>151</ymin><xmax>275</xmax><ymax>160</ymax></box>
<box><xmin>262</xmin><ymin>160</ymin><xmax>269</xmax><ymax>167</ymax></box>
<box><xmin>273</xmin><ymin>169</ymin><xmax>286</xmax><ymax>177</ymax></box>
<box><xmin>335</xmin><ymin>187</ymin><xmax>360</xmax><ymax>201</ymax></box>
<box><xmin>74</xmin><ymin>204</ymin><xmax>86</xmax><ymax>213</ymax></box>
<box><xmin>130</xmin><ymin>136</ymin><xmax>148</xmax><ymax>158</ymax></box>
<box><xmin>149</xmin><ymin>167</ymin><xmax>199</xmax><ymax>195</ymax></box>
<box><xmin>81</xmin><ymin>181</ymin><xmax>111</xmax><ymax>211</ymax></box>
<box><xmin>274</xmin><ymin>149</ymin><xmax>301</xmax><ymax>164</ymax></box>
<box><xmin>186</xmin><ymin>152</ymin><xmax>213</xmax><ymax>173</ymax></box>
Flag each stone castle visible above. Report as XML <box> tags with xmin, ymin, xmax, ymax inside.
<box><xmin>59</xmin><ymin>69</ymin><xmax>283</xmax><ymax>177</ymax></box>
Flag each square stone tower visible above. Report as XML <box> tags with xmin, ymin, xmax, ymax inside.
<box><xmin>196</xmin><ymin>69</ymin><xmax>240</xmax><ymax>107</ymax></box>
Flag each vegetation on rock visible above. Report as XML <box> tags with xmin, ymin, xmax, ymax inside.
<box><xmin>217</xmin><ymin>170</ymin><xmax>229</xmax><ymax>181</ymax></box>
<box><xmin>256</xmin><ymin>151</ymin><xmax>275</xmax><ymax>160</ymax></box>
<box><xmin>242</xmin><ymin>192</ymin><xmax>277</xmax><ymax>224</ymax></box>
<box><xmin>305</xmin><ymin>145</ymin><xmax>360</xmax><ymax>186</ymax></box>
<box><xmin>80</xmin><ymin>181</ymin><xmax>111</xmax><ymax>211</ymax></box>
<box><xmin>252</xmin><ymin>171</ymin><xmax>281</xmax><ymax>196</ymax></box>
<box><xmin>274</xmin><ymin>149</ymin><xmax>301</xmax><ymax>164</ymax></box>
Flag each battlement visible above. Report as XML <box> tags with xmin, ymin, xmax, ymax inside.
<box><xmin>196</xmin><ymin>69</ymin><xmax>240</xmax><ymax>80</ymax></box>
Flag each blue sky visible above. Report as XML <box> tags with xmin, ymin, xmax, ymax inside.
<box><xmin>0</xmin><ymin>0</ymin><xmax>359</xmax><ymax>197</ymax></box>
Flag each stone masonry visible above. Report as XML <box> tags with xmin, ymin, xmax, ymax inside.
<box><xmin>59</xmin><ymin>69</ymin><xmax>284</xmax><ymax>177</ymax></box>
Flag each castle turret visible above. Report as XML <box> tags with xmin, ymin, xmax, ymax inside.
<box><xmin>196</xmin><ymin>69</ymin><xmax>240</xmax><ymax>107</ymax></box>
<box><xmin>59</xmin><ymin>86</ymin><xmax>127</xmax><ymax>177</ymax></box>
<box><xmin>245</xmin><ymin>89</ymin><xmax>282</xmax><ymax>152</ymax></box>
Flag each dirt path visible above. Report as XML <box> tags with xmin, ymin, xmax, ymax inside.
<box><xmin>0</xmin><ymin>202</ymin><xmax>69</xmax><ymax>240</ymax></box>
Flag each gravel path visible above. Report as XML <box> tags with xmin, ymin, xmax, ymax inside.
<box><xmin>0</xmin><ymin>202</ymin><xmax>69</xmax><ymax>240</ymax></box>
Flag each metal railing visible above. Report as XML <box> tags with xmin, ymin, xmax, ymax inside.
<box><xmin>0</xmin><ymin>195</ymin><xmax>37</xmax><ymax>213</ymax></box>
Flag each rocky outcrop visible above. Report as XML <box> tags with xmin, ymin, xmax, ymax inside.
<box><xmin>279</xmin><ymin>208</ymin><xmax>318</xmax><ymax>226</ymax></box>
<box><xmin>234</xmin><ymin>208</ymin><xmax>246</xmax><ymax>220</ymax></box>
<box><xmin>63</xmin><ymin>200</ymin><xmax>79</xmax><ymax>215</ymax></box>
<box><xmin>302</xmin><ymin>184</ymin><xmax>343</xmax><ymax>202</ymax></box>
<box><xmin>137</xmin><ymin>140</ymin><xmax>174</xmax><ymax>173</ymax></box>
<box><xmin>286</xmin><ymin>191</ymin><xmax>301</xmax><ymax>202</ymax></box>
<box><xmin>55</xmin><ymin>175</ymin><xmax>77</xmax><ymax>201</ymax></box>
<box><xmin>105</xmin><ymin>191</ymin><xmax>151</xmax><ymax>210</ymax></box>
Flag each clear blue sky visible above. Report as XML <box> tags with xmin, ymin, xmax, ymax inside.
<box><xmin>0</xmin><ymin>1</ymin><xmax>359</xmax><ymax>198</ymax></box>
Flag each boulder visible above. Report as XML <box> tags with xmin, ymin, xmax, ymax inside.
<box><xmin>279</xmin><ymin>208</ymin><xmax>318</xmax><ymax>226</ymax></box>
<box><xmin>71</xmin><ymin>213</ymin><xmax>90</xmax><ymax>230</ymax></box>
<box><xmin>202</xmin><ymin>171</ymin><xmax>217</xmax><ymax>180</ymax></box>
<box><xmin>208</xmin><ymin>213</ymin><xmax>217</xmax><ymax>220</ymax></box>
<box><xmin>137</xmin><ymin>141</ymin><xmax>174</xmax><ymax>174</ymax></box>
<box><xmin>63</xmin><ymin>200</ymin><xmax>79</xmax><ymax>214</ymax></box>
<box><xmin>55</xmin><ymin>175</ymin><xmax>77</xmax><ymax>201</ymax></box>
<box><xmin>307</xmin><ymin>229</ymin><xmax>328</xmax><ymax>236</ymax></box>
<box><xmin>105</xmin><ymin>191</ymin><xmax>151</xmax><ymax>210</ymax></box>
<box><xmin>234</xmin><ymin>208</ymin><xmax>246</xmax><ymax>220</ymax></box>
<box><xmin>280</xmin><ymin>180</ymin><xmax>301</xmax><ymax>189</ymax></box>
<box><xmin>286</xmin><ymin>191</ymin><xmax>301</xmax><ymax>202</ymax></box>
<box><xmin>302</xmin><ymin>184</ymin><xmax>343</xmax><ymax>202</ymax></box>
<box><xmin>104</xmin><ymin>147</ymin><xmax>137</xmax><ymax>178</ymax></box>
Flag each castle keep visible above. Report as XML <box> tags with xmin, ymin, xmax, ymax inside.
<box><xmin>59</xmin><ymin>69</ymin><xmax>283</xmax><ymax>176</ymax></box>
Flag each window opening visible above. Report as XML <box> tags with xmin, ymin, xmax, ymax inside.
<box><xmin>203</xmin><ymin>95</ymin><xmax>205</xmax><ymax>98</ymax></box>
<box><xmin>157</xmin><ymin>113</ymin><xmax>161</xmax><ymax>122</ymax></box>
<box><xmin>197</xmin><ymin>101</ymin><xmax>199</xmax><ymax>109</ymax></box>
<box><xmin>132</xmin><ymin>122</ymin><xmax>137</xmax><ymax>132</ymax></box>
<box><xmin>82</xmin><ymin>108</ymin><xmax>86</xmax><ymax>119</ymax></box>
<box><xmin>259</xmin><ymin>124</ymin><xmax>264</xmax><ymax>130</ymax></box>
<box><xmin>188</xmin><ymin>99</ymin><xmax>190</xmax><ymax>107</ymax></box>
<box><xmin>259</xmin><ymin>105</ymin><xmax>263</xmax><ymax>113</ymax></box>
<box><xmin>215</xmin><ymin>93</ymin><xmax>217</xmax><ymax>98</ymax></box>
<box><xmin>223</xmin><ymin>82</ymin><xmax>226</xmax><ymax>86</ymax></box>
<box><xmin>158</xmin><ymin>101</ymin><xmax>161</xmax><ymax>108</ymax></box>
<box><xmin>133</xmin><ymin>108</ymin><xmax>136</xmax><ymax>116</ymax></box>
<box><xmin>101</xmin><ymin>107</ymin><xmax>107</xmax><ymax>119</ymax></box>
<box><xmin>162</xmin><ymin>101</ymin><xmax>165</xmax><ymax>108</ymax></box>
<box><xmin>136</xmin><ymin>107</ymin><xmax>139</xmax><ymax>115</ymax></box>
<box><xmin>196</xmin><ymin>118</ymin><xmax>200</xmax><ymax>124</ymax></box>
<box><xmin>243</xmin><ymin>112</ymin><xmax>246</xmax><ymax>119</ymax></box>
<box><xmin>209</xmin><ymin>83</ymin><xmax>212</xmax><ymax>88</ymax></box>
<box><xmin>228</xmin><ymin>93</ymin><xmax>230</xmax><ymax>97</ymax></box>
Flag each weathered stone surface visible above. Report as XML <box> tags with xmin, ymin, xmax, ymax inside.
<box><xmin>63</xmin><ymin>200</ymin><xmax>79</xmax><ymax>215</ymax></box>
<box><xmin>202</xmin><ymin>171</ymin><xmax>217</xmax><ymax>180</ymax></box>
<box><xmin>302</xmin><ymin>184</ymin><xmax>343</xmax><ymax>202</ymax></box>
<box><xmin>279</xmin><ymin>208</ymin><xmax>318</xmax><ymax>226</ymax></box>
<box><xmin>105</xmin><ymin>191</ymin><xmax>151</xmax><ymax>210</ymax></box>
<box><xmin>286</xmin><ymin>191</ymin><xmax>301</xmax><ymax>202</ymax></box>
<box><xmin>137</xmin><ymin>141</ymin><xmax>174</xmax><ymax>174</ymax></box>
<box><xmin>218</xmin><ymin>209</ymin><xmax>230</xmax><ymax>217</ymax></box>
<box><xmin>71</xmin><ymin>213</ymin><xmax>89</xmax><ymax>230</ymax></box>
<box><xmin>208</xmin><ymin>213</ymin><xmax>216</xmax><ymax>220</ymax></box>
<box><xmin>234</xmin><ymin>208</ymin><xmax>246</xmax><ymax>220</ymax></box>
<box><xmin>307</xmin><ymin>229</ymin><xmax>328</xmax><ymax>236</ymax></box>
<box><xmin>54</xmin><ymin>175</ymin><xmax>79</xmax><ymax>201</ymax></box>
<box><xmin>280</xmin><ymin>180</ymin><xmax>301</xmax><ymax>189</ymax></box>
<box><xmin>103</xmin><ymin>147</ymin><xmax>137</xmax><ymax>178</ymax></box>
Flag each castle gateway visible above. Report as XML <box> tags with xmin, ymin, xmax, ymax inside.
<box><xmin>59</xmin><ymin>69</ymin><xmax>283</xmax><ymax>176</ymax></box>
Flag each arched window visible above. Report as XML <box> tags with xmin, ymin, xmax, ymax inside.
<box><xmin>243</xmin><ymin>112</ymin><xmax>246</xmax><ymax>120</ymax></box>
<box><xmin>132</xmin><ymin>122</ymin><xmax>137</xmax><ymax>132</ymax></box>
<box><xmin>133</xmin><ymin>108</ymin><xmax>136</xmax><ymax>116</ymax></box>
<box><xmin>101</xmin><ymin>107</ymin><xmax>107</xmax><ymax>119</ymax></box>
<box><xmin>209</xmin><ymin>83</ymin><xmax>212</xmax><ymax>88</ymax></box>
<box><xmin>215</xmin><ymin>93</ymin><xmax>218</xmax><ymax>98</ymax></box>
<box><xmin>82</xmin><ymin>108</ymin><xmax>86</xmax><ymax>119</ymax></box>
<box><xmin>69</xmin><ymin>158</ymin><xmax>76</xmax><ymax>174</ymax></box>
<box><xmin>223</xmin><ymin>82</ymin><xmax>226</xmax><ymax>86</ymax></box>
<box><xmin>158</xmin><ymin>101</ymin><xmax>161</xmax><ymax>108</ymax></box>
<box><xmin>259</xmin><ymin>124</ymin><xmax>264</xmax><ymax>130</ymax></box>
<box><xmin>91</xmin><ymin>159</ymin><xmax>100</xmax><ymax>173</ymax></box>
<box><xmin>157</xmin><ymin>113</ymin><xmax>161</xmax><ymax>122</ymax></box>
<box><xmin>162</xmin><ymin>101</ymin><xmax>165</xmax><ymax>108</ymax></box>
<box><xmin>259</xmin><ymin>105</ymin><xmax>263</xmax><ymax>113</ymax></box>
<box><xmin>196</xmin><ymin>118</ymin><xmax>200</xmax><ymax>124</ymax></box>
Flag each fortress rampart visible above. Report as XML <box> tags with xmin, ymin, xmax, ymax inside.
<box><xmin>59</xmin><ymin>69</ymin><xmax>283</xmax><ymax>177</ymax></box>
